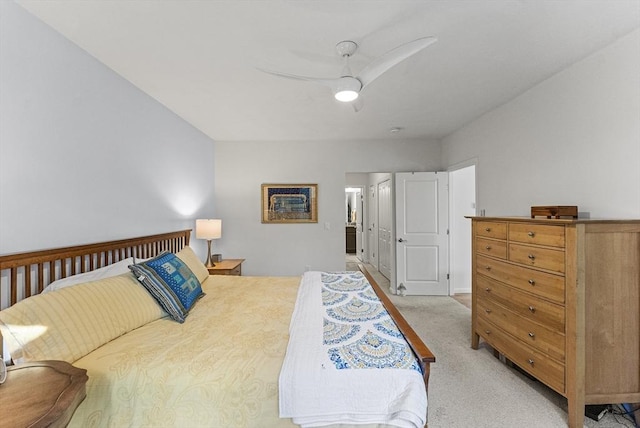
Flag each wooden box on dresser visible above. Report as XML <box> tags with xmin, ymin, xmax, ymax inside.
<box><xmin>468</xmin><ymin>217</ymin><xmax>640</xmax><ymax>428</ymax></box>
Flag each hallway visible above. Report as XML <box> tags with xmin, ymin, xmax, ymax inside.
<box><xmin>346</xmin><ymin>254</ymin><xmax>471</xmax><ymax>308</ymax></box>
<box><xmin>345</xmin><ymin>253</ymin><xmax>390</xmax><ymax>288</ymax></box>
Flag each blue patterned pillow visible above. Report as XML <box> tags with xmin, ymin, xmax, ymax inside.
<box><xmin>129</xmin><ymin>251</ymin><xmax>204</xmax><ymax>323</ymax></box>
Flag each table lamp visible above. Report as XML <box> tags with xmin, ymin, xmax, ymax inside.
<box><xmin>195</xmin><ymin>219</ymin><xmax>222</xmax><ymax>267</ymax></box>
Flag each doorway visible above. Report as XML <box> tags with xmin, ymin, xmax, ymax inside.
<box><xmin>345</xmin><ymin>173</ymin><xmax>391</xmax><ymax>276</ymax></box>
<box><xmin>448</xmin><ymin>162</ymin><xmax>477</xmax><ymax>295</ymax></box>
<box><xmin>346</xmin><ymin>168</ymin><xmax>476</xmax><ymax>296</ymax></box>
<box><xmin>345</xmin><ymin>187</ymin><xmax>364</xmax><ymax>260</ymax></box>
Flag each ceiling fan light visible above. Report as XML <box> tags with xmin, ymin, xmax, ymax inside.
<box><xmin>335</xmin><ymin>90</ymin><xmax>359</xmax><ymax>102</ymax></box>
<box><xmin>333</xmin><ymin>76</ymin><xmax>361</xmax><ymax>102</ymax></box>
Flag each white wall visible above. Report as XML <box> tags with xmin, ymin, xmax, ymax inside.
<box><xmin>214</xmin><ymin>139</ymin><xmax>441</xmax><ymax>276</ymax></box>
<box><xmin>442</xmin><ymin>29</ymin><xmax>640</xmax><ymax>219</ymax></box>
<box><xmin>0</xmin><ymin>2</ymin><xmax>216</xmax><ymax>254</ymax></box>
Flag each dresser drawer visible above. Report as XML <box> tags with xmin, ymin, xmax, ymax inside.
<box><xmin>477</xmin><ymin>275</ymin><xmax>565</xmax><ymax>333</ymax></box>
<box><xmin>476</xmin><ymin>255</ymin><xmax>565</xmax><ymax>303</ymax></box>
<box><xmin>509</xmin><ymin>243</ymin><xmax>565</xmax><ymax>274</ymax></box>
<box><xmin>475</xmin><ymin>221</ymin><xmax>507</xmax><ymax>240</ymax></box>
<box><xmin>477</xmin><ymin>316</ymin><xmax>565</xmax><ymax>394</ymax></box>
<box><xmin>477</xmin><ymin>295</ymin><xmax>565</xmax><ymax>362</ymax></box>
<box><xmin>509</xmin><ymin>223</ymin><xmax>566</xmax><ymax>248</ymax></box>
<box><xmin>475</xmin><ymin>237</ymin><xmax>507</xmax><ymax>259</ymax></box>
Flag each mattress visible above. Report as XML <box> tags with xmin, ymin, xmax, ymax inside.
<box><xmin>70</xmin><ymin>275</ymin><xmax>300</xmax><ymax>428</ymax></box>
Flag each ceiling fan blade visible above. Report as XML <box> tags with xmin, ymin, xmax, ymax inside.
<box><xmin>356</xmin><ymin>36</ymin><xmax>437</xmax><ymax>88</ymax></box>
<box><xmin>257</xmin><ymin>68</ymin><xmax>341</xmax><ymax>90</ymax></box>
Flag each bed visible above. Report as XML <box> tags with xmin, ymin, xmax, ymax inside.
<box><xmin>0</xmin><ymin>230</ymin><xmax>435</xmax><ymax>427</ymax></box>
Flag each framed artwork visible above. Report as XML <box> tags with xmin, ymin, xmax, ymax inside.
<box><xmin>261</xmin><ymin>183</ymin><xmax>318</xmax><ymax>223</ymax></box>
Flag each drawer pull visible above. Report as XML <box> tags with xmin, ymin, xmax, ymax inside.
<box><xmin>485</xmin><ymin>309</ymin><xmax>492</xmax><ymax>314</ymax></box>
<box><xmin>528</xmin><ymin>306</ymin><xmax>536</xmax><ymax>313</ymax></box>
<box><xmin>528</xmin><ymin>279</ymin><xmax>535</xmax><ymax>286</ymax></box>
<box><xmin>528</xmin><ymin>231</ymin><xmax>535</xmax><ymax>237</ymax></box>
<box><xmin>485</xmin><ymin>227</ymin><xmax>491</xmax><ymax>232</ymax></box>
<box><xmin>528</xmin><ymin>332</ymin><xmax>535</xmax><ymax>338</ymax></box>
<box><xmin>485</xmin><ymin>287</ymin><xmax>491</xmax><ymax>293</ymax></box>
<box><xmin>485</xmin><ymin>245</ymin><xmax>491</xmax><ymax>250</ymax></box>
<box><xmin>485</xmin><ymin>330</ymin><xmax>491</xmax><ymax>335</ymax></box>
<box><xmin>528</xmin><ymin>254</ymin><xmax>536</xmax><ymax>260</ymax></box>
<box><xmin>527</xmin><ymin>359</ymin><xmax>535</xmax><ymax>366</ymax></box>
<box><xmin>485</xmin><ymin>266</ymin><xmax>492</xmax><ymax>271</ymax></box>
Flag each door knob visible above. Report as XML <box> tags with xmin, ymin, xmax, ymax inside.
<box><xmin>398</xmin><ymin>238</ymin><xmax>407</xmax><ymax>242</ymax></box>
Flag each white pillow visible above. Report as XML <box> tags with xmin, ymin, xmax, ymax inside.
<box><xmin>43</xmin><ymin>257</ymin><xmax>142</xmax><ymax>293</ymax></box>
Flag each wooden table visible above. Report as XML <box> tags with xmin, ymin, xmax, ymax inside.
<box><xmin>207</xmin><ymin>259</ymin><xmax>244</xmax><ymax>276</ymax></box>
<box><xmin>0</xmin><ymin>360</ymin><xmax>88</xmax><ymax>427</ymax></box>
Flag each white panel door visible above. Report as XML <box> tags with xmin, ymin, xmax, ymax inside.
<box><xmin>395</xmin><ymin>172</ymin><xmax>449</xmax><ymax>295</ymax></box>
<box><xmin>378</xmin><ymin>179</ymin><xmax>392</xmax><ymax>280</ymax></box>
<box><xmin>356</xmin><ymin>191</ymin><xmax>364</xmax><ymax>261</ymax></box>
<box><xmin>368</xmin><ymin>185</ymin><xmax>376</xmax><ymax>265</ymax></box>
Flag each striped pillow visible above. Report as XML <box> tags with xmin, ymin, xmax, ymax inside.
<box><xmin>0</xmin><ymin>273</ymin><xmax>165</xmax><ymax>363</ymax></box>
<box><xmin>176</xmin><ymin>246</ymin><xmax>209</xmax><ymax>283</ymax></box>
<box><xmin>129</xmin><ymin>251</ymin><xmax>204</xmax><ymax>323</ymax></box>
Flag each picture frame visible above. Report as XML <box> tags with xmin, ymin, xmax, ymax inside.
<box><xmin>261</xmin><ymin>183</ymin><xmax>318</xmax><ymax>223</ymax></box>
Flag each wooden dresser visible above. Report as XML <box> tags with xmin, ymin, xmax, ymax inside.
<box><xmin>469</xmin><ymin>217</ymin><xmax>640</xmax><ymax>428</ymax></box>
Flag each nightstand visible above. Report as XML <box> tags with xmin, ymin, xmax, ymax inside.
<box><xmin>0</xmin><ymin>360</ymin><xmax>88</xmax><ymax>427</ymax></box>
<box><xmin>207</xmin><ymin>259</ymin><xmax>244</xmax><ymax>276</ymax></box>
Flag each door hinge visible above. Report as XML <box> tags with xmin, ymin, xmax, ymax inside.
<box><xmin>447</xmin><ymin>229</ymin><xmax>450</xmax><ymax>235</ymax></box>
<box><xmin>447</xmin><ymin>273</ymin><xmax>450</xmax><ymax>280</ymax></box>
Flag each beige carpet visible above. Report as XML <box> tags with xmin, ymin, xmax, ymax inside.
<box><xmin>352</xmin><ymin>262</ymin><xmax>636</xmax><ymax>428</ymax></box>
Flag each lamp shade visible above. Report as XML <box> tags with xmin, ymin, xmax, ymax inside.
<box><xmin>196</xmin><ymin>219</ymin><xmax>222</xmax><ymax>240</ymax></box>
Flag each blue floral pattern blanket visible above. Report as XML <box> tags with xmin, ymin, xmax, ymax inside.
<box><xmin>279</xmin><ymin>271</ymin><xmax>427</xmax><ymax>428</ymax></box>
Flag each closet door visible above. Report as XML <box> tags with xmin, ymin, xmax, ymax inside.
<box><xmin>377</xmin><ymin>179</ymin><xmax>392</xmax><ymax>280</ymax></box>
<box><xmin>395</xmin><ymin>172</ymin><xmax>449</xmax><ymax>295</ymax></box>
<box><xmin>368</xmin><ymin>185</ymin><xmax>376</xmax><ymax>266</ymax></box>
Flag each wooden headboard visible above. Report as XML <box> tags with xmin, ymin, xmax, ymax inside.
<box><xmin>0</xmin><ymin>230</ymin><xmax>191</xmax><ymax>310</ymax></box>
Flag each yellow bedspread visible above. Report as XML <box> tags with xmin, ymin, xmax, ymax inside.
<box><xmin>70</xmin><ymin>275</ymin><xmax>300</xmax><ymax>428</ymax></box>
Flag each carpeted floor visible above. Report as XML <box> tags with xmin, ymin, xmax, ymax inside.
<box><xmin>349</xmin><ymin>260</ymin><xmax>636</xmax><ymax>428</ymax></box>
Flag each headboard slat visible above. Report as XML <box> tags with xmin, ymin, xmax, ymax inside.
<box><xmin>38</xmin><ymin>263</ymin><xmax>44</xmax><ymax>295</ymax></box>
<box><xmin>49</xmin><ymin>261</ymin><xmax>56</xmax><ymax>285</ymax></box>
<box><xmin>24</xmin><ymin>267</ymin><xmax>32</xmax><ymax>300</ymax></box>
<box><xmin>10</xmin><ymin>268</ymin><xmax>17</xmax><ymax>306</ymax></box>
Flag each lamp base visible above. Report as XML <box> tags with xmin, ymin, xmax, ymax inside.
<box><xmin>204</xmin><ymin>240</ymin><xmax>216</xmax><ymax>268</ymax></box>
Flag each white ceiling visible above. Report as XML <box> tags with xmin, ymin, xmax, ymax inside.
<box><xmin>16</xmin><ymin>0</ymin><xmax>640</xmax><ymax>142</ymax></box>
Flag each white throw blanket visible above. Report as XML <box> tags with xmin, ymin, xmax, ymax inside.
<box><xmin>279</xmin><ymin>271</ymin><xmax>427</xmax><ymax>428</ymax></box>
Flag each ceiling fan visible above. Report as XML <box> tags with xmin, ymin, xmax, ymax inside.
<box><xmin>259</xmin><ymin>36</ymin><xmax>437</xmax><ymax>111</ymax></box>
